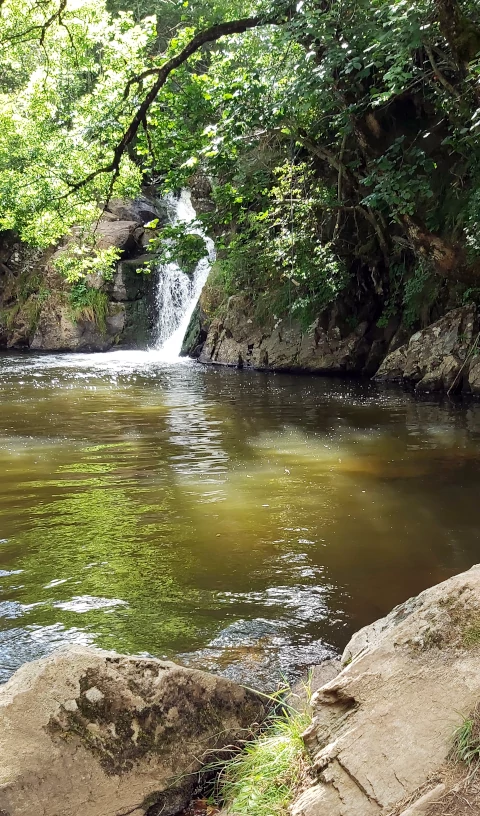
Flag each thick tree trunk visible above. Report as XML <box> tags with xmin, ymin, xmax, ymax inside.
<box><xmin>434</xmin><ymin>0</ymin><xmax>480</xmax><ymax>66</ymax></box>
<box><xmin>401</xmin><ymin>214</ymin><xmax>473</xmax><ymax>280</ymax></box>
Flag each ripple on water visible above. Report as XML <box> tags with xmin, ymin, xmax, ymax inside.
<box><xmin>1</xmin><ymin>352</ymin><xmax>480</xmax><ymax>687</ymax></box>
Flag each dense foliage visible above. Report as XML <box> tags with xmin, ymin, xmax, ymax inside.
<box><xmin>1</xmin><ymin>0</ymin><xmax>480</xmax><ymax>326</ymax></box>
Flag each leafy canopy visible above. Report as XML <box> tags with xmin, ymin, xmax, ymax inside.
<box><xmin>1</xmin><ymin>0</ymin><xmax>480</xmax><ymax>324</ymax></box>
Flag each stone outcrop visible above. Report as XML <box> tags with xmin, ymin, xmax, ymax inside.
<box><xmin>181</xmin><ymin>302</ymin><xmax>209</xmax><ymax>359</ymax></box>
<box><xmin>194</xmin><ymin>297</ymin><xmax>480</xmax><ymax>394</ymax></box>
<box><xmin>105</xmin><ymin>196</ymin><xmax>164</xmax><ymax>225</ymax></box>
<box><xmin>375</xmin><ymin>305</ymin><xmax>479</xmax><ymax>393</ymax></box>
<box><xmin>291</xmin><ymin>564</ymin><xmax>480</xmax><ymax>816</ymax></box>
<box><xmin>198</xmin><ymin>295</ymin><xmax>394</xmax><ymax>375</ymax></box>
<box><xmin>28</xmin><ymin>258</ymin><xmax>155</xmax><ymax>352</ymax></box>
<box><xmin>0</xmin><ymin>646</ymin><xmax>265</xmax><ymax>816</ymax></box>
<box><xmin>30</xmin><ymin>297</ymin><xmax>126</xmax><ymax>352</ymax></box>
<box><xmin>0</xmin><ymin>193</ymin><xmax>166</xmax><ymax>352</ymax></box>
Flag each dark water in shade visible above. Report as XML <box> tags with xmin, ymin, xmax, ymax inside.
<box><xmin>1</xmin><ymin>350</ymin><xmax>480</xmax><ymax>688</ymax></box>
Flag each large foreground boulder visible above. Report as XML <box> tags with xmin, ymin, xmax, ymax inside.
<box><xmin>0</xmin><ymin>646</ymin><xmax>265</xmax><ymax>816</ymax></box>
<box><xmin>292</xmin><ymin>564</ymin><xmax>480</xmax><ymax>816</ymax></box>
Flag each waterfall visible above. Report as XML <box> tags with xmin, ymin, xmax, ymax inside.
<box><xmin>154</xmin><ymin>189</ymin><xmax>215</xmax><ymax>361</ymax></box>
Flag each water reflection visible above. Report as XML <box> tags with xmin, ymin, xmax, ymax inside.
<box><xmin>0</xmin><ymin>352</ymin><xmax>480</xmax><ymax>687</ymax></box>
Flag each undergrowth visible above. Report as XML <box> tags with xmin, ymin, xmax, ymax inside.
<box><xmin>209</xmin><ymin>686</ymin><xmax>312</xmax><ymax>816</ymax></box>
<box><xmin>0</xmin><ymin>271</ymin><xmax>50</xmax><ymax>336</ymax></box>
<box><xmin>452</xmin><ymin>705</ymin><xmax>480</xmax><ymax>770</ymax></box>
<box><xmin>69</xmin><ymin>281</ymin><xmax>108</xmax><ymax>333</ymax></box>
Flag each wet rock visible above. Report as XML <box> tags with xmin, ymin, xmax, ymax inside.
<box><xmin>468</xmin><ymin>356</ymin><xmax>480</xmax><ymax>395</ymax></box>
<box><xmin>374</xmin><ymin>344</ymin><xmax>408</xmax><ymax>381</ymax></box>
<box><xmin>375</xmin><ymin>305</ymin><xmax>477</xmax><ymax>392</ymax></box>
<box><xmin>291</xmin><ymin>565</ymin><xmax>480</xmax><ymax>816</ymax></box>
<box><xmin>30</xmin><ymin>300</ymin><xmax>125</xmax><ymax>352</ymax></box>
<box><xmin>110</xmin><ymin>257</ymin><xmax>151</xmax><ymax>302</ymax></box>
<box><xmin>199</xmin><ymin>297</ymin><xmax>376</xmax><ymax>374</ymax></box>
<box><xmin>119</xmin><ymin>300</ymin><xmax>150</xmax><ymax>348</ymax></box>
<box><xmin>0</xmin><ymin>646</ymin><xmax>265</xmax><ymax>816</ymax></box>
<box><xmin>181</xmin><ymin>302</ymin><xmax>209</xmax><ymax>358</ymax></box>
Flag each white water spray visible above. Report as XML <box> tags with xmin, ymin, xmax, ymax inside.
<box><xmin>154</xmin><ymin>189</ymin><xmax>215</xmax><ymax>361</ymax></box>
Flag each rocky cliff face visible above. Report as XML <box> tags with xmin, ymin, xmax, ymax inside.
<box><xmin>189</xmin><ymin>294</ymin><xmax>480</xmax><ymax>395</ymax></box>
<box><xmin>194</xmin><ymin>295</ymin><xmax>399</xmax><ymax>376</ymax></box>
<box><xmin>0</xmin><ymin>196</ymin><xmax>166</xmax><ymax>353</ymax></box>
<box><xmin>292</xmin><ymin>564</ymin><xmax>480</xmax><ymax>816</ymax></box>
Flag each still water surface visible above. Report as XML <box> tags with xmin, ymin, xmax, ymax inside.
<box><xmin>1</xmin><ymin>350</ymin><xmax>480</xmax><ymax>687</ymax></box>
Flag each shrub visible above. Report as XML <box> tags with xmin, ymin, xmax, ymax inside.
<box><xmin>210</xmin><ymin>688</ymin><xmax>313</xmax><ymax>816</ymax></box>
<box><xmin>69</xmin><ymin>282</ymin><xmax>108</xmax><ymax>333</ymax></box>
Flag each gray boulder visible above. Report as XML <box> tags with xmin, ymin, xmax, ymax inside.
<box><xmin>30</xmin><ymin>301</ymin><xmax>125</xmax><ymax>352</ymax></box>
<box><xmin>375</xmin><ymin>305</ymin><xmax>477</xmax><ymax>392</ymax></box>
<box><xmin>0</xmin><ymin>646</ymin><xmax>265</xmax><ymax>816</ymax></box>
<box><xmin>94</xmin><ymin>220</ymin><xmax>144</xmax><ymax>253</ymax></box>
<box><xmin>199</xmin><ymin>296</ymin><xmax>374</xmax><ymax>373</ymax></box>
<box><xmin>292</xmin><ymin>565</ymin><xmax>480</xmax><ymax>816</ymax></box>
<box><xmin>106</xmin><ymin>196</ymin><xmax>168</xmax><ymax>226</ymax></box>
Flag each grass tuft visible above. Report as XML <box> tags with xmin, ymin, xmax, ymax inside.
<box><xmin>452</xmin><ymin>706</ymin><xmax>480</xmax><ymax>770</ymax></box>
<box><xmin>69</xmin><ymin>281</ymin><xmax>108</xmax><ymax>334</ymax></box>
<box><xmin>463</xmin><ymin>620</ymin><xmax>480</xmax><ymax>648</ymax></box>
<box><xmin>210</xmin><ymin>689</ymin><xmax>312</xmax><ymax>816</ymax></box>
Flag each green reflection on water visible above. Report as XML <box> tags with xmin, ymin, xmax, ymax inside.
<box><xmin>1</xmin><ymin>352</ymin><xmax>480</xmax><ymax>685</ymax></box>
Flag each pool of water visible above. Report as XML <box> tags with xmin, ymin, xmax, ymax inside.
<box><xmin>1</xmin><ymin>349</ymin><xmax>480</xmax><ymax>687</ymax></box>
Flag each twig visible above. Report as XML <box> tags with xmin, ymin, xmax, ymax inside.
<box><xmin>447</xmin><ymin>330</ymin><xmax>480</xmax><ymax>396</ymax></box>
<box><xmin>425</xmin><ymin>44</ymin><xmax>462</xmax><ymax>100</ymax></box>
<box><xmin>333</xmin><ymin>132</ymin><xmax>347</xmax><ymax>241</ymax></box>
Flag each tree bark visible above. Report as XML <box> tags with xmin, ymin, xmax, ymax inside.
<box><xmin>434</xmin><ymin>0</ymin><xmax>480</xmax><ymax>66</ymax></box>
<box><xmin>400</xmin><ymin>214</ymin><xmax>474</xmax><ymax>280</ymax></box>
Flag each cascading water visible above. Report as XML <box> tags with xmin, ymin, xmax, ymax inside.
<box><xmin>154</xmin><ymin>189</ymin><xmax>215</xmax><ymax>361</ymax></box>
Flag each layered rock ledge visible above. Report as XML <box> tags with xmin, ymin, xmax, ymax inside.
<box><xmin>197</xmin><ymin>295</ymin><xmax>388</xmax><ymax>376</ymax></box>
<box><xmin>194</xmin><ymin>297</ymin><xmax>480</xmax><ymax>395</ymax></box>
<box><xmin>292</xmin><ymin>564</ymin><xmax>480</xmax><ymax>816</ymax></box>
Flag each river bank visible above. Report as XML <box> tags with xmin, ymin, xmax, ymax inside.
<box><xmin>2</xmin><ymin>193</ymin><xmax>480</xmax><ymax>397</ymax></box>
<box><xmin>185</xmin><ymin>296</ymin><xmax>480</xmax><ymax>396</ymax></box>
<box><xmin>2</xmin><ymin>566</ymin><xmax>480</xmax><ymax>816</ymax></box>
